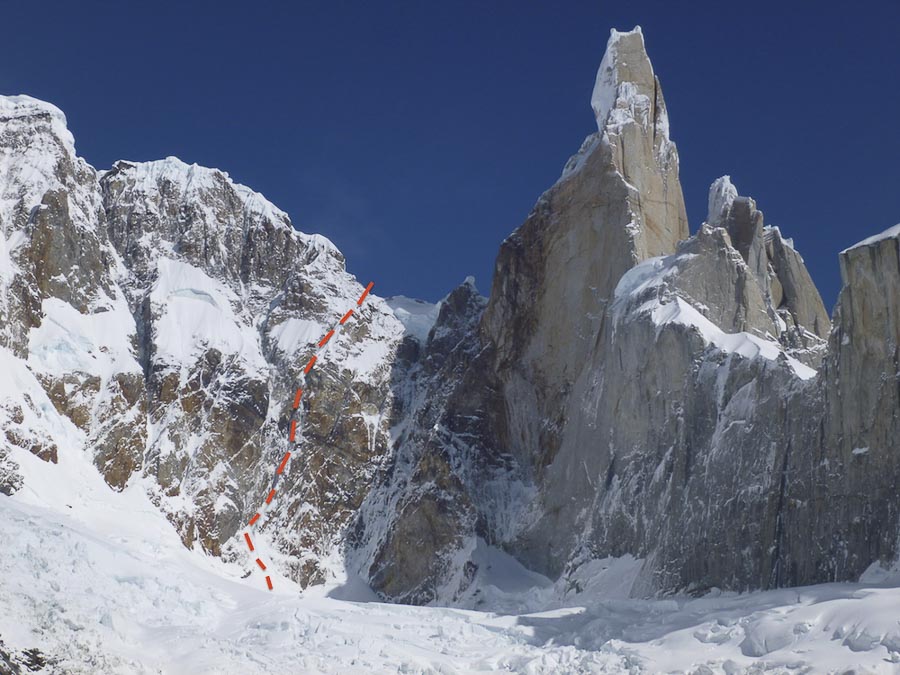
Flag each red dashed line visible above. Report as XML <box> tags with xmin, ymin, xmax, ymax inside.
<box><xmin>318</xmin><ymin>330</ymin><xmax>335</xmax><ymax>347</ymax></box>
<box><xmin>357</xmin><ymin>282</ymin><xmax>373</xmax><ymax>306</ymax></box>
<box><xmin>243</xmin><ymin>281</ymin><xmax>375</xmax><ymax>590</ymax></box>
<box><xmin>276</xmin><ymin>451</ymin><xmax>291</xmax><ymax>474</ymax></box>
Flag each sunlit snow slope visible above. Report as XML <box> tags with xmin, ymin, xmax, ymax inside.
<box><xmin>3</xmin><ymin>430</ymin><xmax>900</xmax><ymax>673</ymax></box>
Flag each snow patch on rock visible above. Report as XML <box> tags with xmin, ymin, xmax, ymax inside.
<box><xmin>707</xmin><ymin>175</ymin><xmax>738</xmax><ymax>228</ymax></box>
<box><xmin>842</xmin><ymin>223</ymin><xmax>900</xmax><ymax>253</ymax></box>
<box><xmin>28</xmin><ymin>295</ymin><xmax>141</xmax><ymax>378</ymax></box>
<box><xmin>614</xmin><ymin>252</ymin><xmax>817</xmax><ymax>380</ymax></box>
<box><xmin>150</xmin><ymin>257</ymin><xmax>267</xmax><ymax>373</ymax></box>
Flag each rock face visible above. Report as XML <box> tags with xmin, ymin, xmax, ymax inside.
<box><xmin>99</xmin><ymin>158</ymin><xmax>404</xmax><ymax>581</ymax></box>
<box><xmin>1</xmin><ymin>26</ymin><xmax>899</xmax><ymax>608</ymax></box>
<box><xmin>353</xmin><ymin>280</ymin><xmax>506</xmax><ymax>604</ymax></box>
<box><xmin>780</xmin><ymin>226</ymin><xmax>900</xmax><ymax>585</ymax></box>
<box><xmin>822</xmin><ymin>227</ymin><xmax>900</xmax><ymax>571</ymax></box>
<box><xmin>526</xmin><ymin>223</ymin><xmax>820</xmax><ymax>592</ymax></box>
<box><xmin>482</xmin><ymin>27</ymin><xmax>687</xmax><ymax>485</ymax></box>
<box><xmin>0</xmin><ymin>95</ymin><xmax>137</xmax><ymax>496</ymax></box>
<box><xmin>707</xmin><ymin>175</ymin><xmax>831</xmax><ymax>362</ymax></box>
<box><xmin>0</xmin><ymin>102</ymin><xmax>404</xmax><ymax>587</ymax></box>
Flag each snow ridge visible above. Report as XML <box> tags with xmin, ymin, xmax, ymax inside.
<box><xmin>842</xmin><ymin>223</ymin><xmax>900</xmax><ymax>253</ymax></box>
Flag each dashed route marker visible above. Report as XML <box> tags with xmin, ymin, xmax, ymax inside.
<box><xmin>241</xmin><ymin>281</ymin><xmax>375</xmax><ymax>590</ymax></box>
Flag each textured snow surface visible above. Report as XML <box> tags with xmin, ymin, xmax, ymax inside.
<box><xmin>842</xmin><ymin>223</ymin><xmax>900</xmax><ymax>252</ymax></box>
<box><xmin>149</xmin><ymin>257</ymin><xmax>267</xmax><ymax>373</ymax></box>
<box><xmin>4</xmin><ymin>467</ymin><xmax>900</xmax><ymax>673</ymax></box>
<box><xmin>651</xmin><ymin>297</ymin><xmax>817</xmax><ymax>380</ymax></box>
<box><xmin>707</xmin><ymin>175</ymin><xmax>738</xmax><ymax>227</ymax></box>
<box><xmin>28</xmin><ymin>294</ymin><xmax>141</xmax><ymax>377</ymax></box>
<box><xmin>3</xmin><ymin>390</ymin><xmax>898</xmax><ymax>672</ymax></box>
<box><xmin>269</xmin><ymin>317</ymin><xmax>327</xmax><ymax>356</ymax></box>
<box><xmin>0</xmin><ymin>346</ymin><xmax>84</xmax><ymax>467</ymax></box>
<box><xmin>386</xmin><ymin>295</ymin><xmax>441</xmax><ymax>344</ymax></box>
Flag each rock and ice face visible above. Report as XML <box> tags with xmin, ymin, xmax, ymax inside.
<box><xmin>1</xmin><ymin>23</ymin><xmax>899</xmax><ymax>622</ymax></box>
<box><xmin>101</xmin><ymin>155</ymin><xmax>405</xmax><ymax>580</ymax></box>
<box><xmin>0</xmin><ymin>95</ymin><xmax>112</xmax><ymax>355</ymax></box>
<box><xmin>706</xmin><ymin>175</ymin><xmax>831</xmax><ymax>361</ymax></box>
<box><xmin>481</xmin><ymin>24</ymin><xmax>688</xmax><ymax>484</ymax></box>
<box><xmin>352</xmin><ymin>26</ymin><xmax>897</xmax><ymax>602</ymax></box>
<box><xmin>0</xmin><ymin>99</ymin><xmax>405</xmax><ymax>587</ymax></box>
<box><xmin>800</xmin><ymin>224</ymin><xmax>900</xmax><ymax>581</ymax></box>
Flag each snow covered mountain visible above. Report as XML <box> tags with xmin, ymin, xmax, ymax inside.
<box><xmin>1</xmin><ymin>25</ymin><xmax>899</xmax><ymax>673</ymax></box>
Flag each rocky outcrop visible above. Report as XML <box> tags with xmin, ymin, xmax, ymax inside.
<box><xmin>353</xmin><ymin>28</ymin><xmax>892</xmax><ymax>602</ymax></box>
<box><xmin>0</xmin><ymin>96</ymin><xmax>141</xmax><ymax>494</ymax></box>
<box><xmin>0</xmin><ymin>96</ymin><xmax>110</xmax><ymax>357</ymax></box>
<box><xmin>533</xmin><ymin>223</ymin><xmax>819</xmax><ymax>591</ymax></box>
<box><xmin>765</xmin><ymin>225</ymin><xmax>831</xmax><ymax>341</ymax></box>
<box><xmin>798</xmin><ymin>226</ymin><xmax>900</xmax><ymax>581</ymax></box>
<box><xmin>706</xmin><ymin>176</ymin><xmax>830</xmax><ymax>365</ymax></box>
<box><xmin>355</xmin><ymin>280</ymin><xmax>499</xmax><ymax>604</ymax></box>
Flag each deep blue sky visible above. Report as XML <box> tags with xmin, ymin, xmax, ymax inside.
<box><xmin>3</xmin><ymin>1</ymin><xmax>898</xmax><ymax>306</ymax></box>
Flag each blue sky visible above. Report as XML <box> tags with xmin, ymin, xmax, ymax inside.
<box><xmin>3</xmin><ymin>1</ymin><xmax>898</xmax><ymax>306</ymax></box>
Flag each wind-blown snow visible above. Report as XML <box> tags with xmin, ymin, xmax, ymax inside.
<box><xmin>651</xmin><ymin>296</ymin><xmax>817</xmax><ymax>379</ymax></box>
<box><xmin>707</xmin><ymin>175</ymin><xmax>738</xmax><ymax>227</ymax></box>
<box><xmin>269</xmin><ymin>317</ymin><xmax>326</xmax><ymax>356</ymax></box>
<box><xmin>385</xmin><ymin>295</ymin><xmax>440</xmax><ymax>344</ymax></box>
<box><xmin>591</xmin><ymin>27</ymin><xmax>647</xmax><ymax>134</ymax></box>
<box><xmin>842</xmin><ymin>223</ymin><xmax>900</xmax><ymax>253</ymax></box>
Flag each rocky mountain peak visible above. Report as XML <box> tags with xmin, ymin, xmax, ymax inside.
<box><xmin>703</xmin><ymin>175</ymin><xmax>831</xmax><ymax>354</ymax></box>
<box><xmin>591</xmin><ymin>27</ymin><xmax>658</xmax><ymax>136</ymax></box>
<box><xmin>0</xmin><ymin>94</ymin><xmax>99</xmax><ymax>237</ymax></box>
<box><xmin>0</xmin><ymin>94</ymin><xmax>110</xmax><ymax>357</ymax></box>
<box><xmin>0</xmin><ymin>94</ymin><xmax>75</xmax><ymax>153</ymax></box>
<box><xmin>101</xmin><ymin>156</ymin><xmax>344</xmax><ymax>292</ymax></box>
<box><xmin>707</xmin><ymin>175</ymin><xmax>738</xmax><ymax>229</ymax></box>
